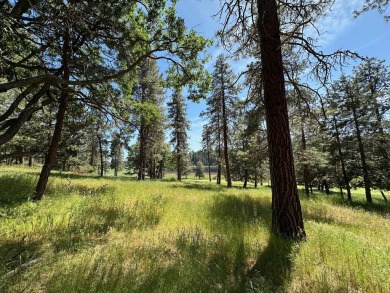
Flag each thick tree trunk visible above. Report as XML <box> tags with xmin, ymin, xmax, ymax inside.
<box><xmin>33</xmin><ymin>28</ymin><xmax>70</xmax><ymax>201</ymax></box>
<box><xmin>256</xmin><ymin>0</ymin><xmax>305</xmax><ymax>240</ymax></box>
<box><xmin>350</xmin><ymin>94</ymin><xmax>372</xmax><ymax>202</ymax></box>
<box><xmin>333</xmin><ymin>116</ymin><xmax>352</xmax><ymax>201</ymax></box>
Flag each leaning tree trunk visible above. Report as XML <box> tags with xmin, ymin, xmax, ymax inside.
<box><xmin>33</xmin><ymin>28</ymin><xmax>70</xmax><ymax>200</ymax></box>
<box><xmin>256</xmin><ymin>0</ymin><xmax>305</xmax><ymax>240</ymax></box>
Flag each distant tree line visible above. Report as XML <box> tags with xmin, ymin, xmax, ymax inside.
<box><xmin>1</xmin><ymin>0</ymin><xmax>389</xmax><ymax>240</ymax></box>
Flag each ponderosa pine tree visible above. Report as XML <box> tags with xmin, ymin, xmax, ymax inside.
<box><xmin>218</xmin><ymin>0</ymin><xmax>367</xmax><ymax>239</ymax></box>
<box><xmin>205</xmin><ymin>54</ymin><xmax>237</xmax><ymax>188</ymax></box>
<box><xmin>353</xmin><ymin>58</ymin><xmax>390</xmax><ymax>195</ymax></box>
<box><xmin>0</xmin><ymin>0</ymin><xmax>210</xmax><ymax>200</ymax></box>
<box><xmin>331</xmin><ymin>76</ymin><xmax>374</xmax><ymax>202</ymax></box>
<box><xmin>167</xmin><ymin>89</ymin><xmax>190</xmax><ymax>181</ymax></box>
<box><xmin>110</xmin><ymin>132</ymin><xmax>123</xmax><ymax>177</ymax></box>
<box><xmin>130</xmin><ymin>58</ymin><xmax>165</xmax><ymax>180</ymax></box>
<box><xmin>201</xmin><ymin>125</ymin><xmax>213</xmax><ymax>182</ymax></box>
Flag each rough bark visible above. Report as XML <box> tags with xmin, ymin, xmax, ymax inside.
<box><xmin>256</xmin><ymin>0</ymin><xmax>305</xmax><ymax>240</ymax></box>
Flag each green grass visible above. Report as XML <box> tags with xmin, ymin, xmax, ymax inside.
<box><xmin>0</xmin><ymin>166</ymin><xmax>389</xmax><ymax>292</ymax></box>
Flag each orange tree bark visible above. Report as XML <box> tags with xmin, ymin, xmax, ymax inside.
<box><xmin>256</xmin><ymin>0</ymin><xmax>305</xmax><ymax>240</ymax></box>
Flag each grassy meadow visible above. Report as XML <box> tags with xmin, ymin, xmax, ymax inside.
<box><xmin>0</xmin><ymin>166</ymin><xmax>389</xmax><ymax>292</ymax></box>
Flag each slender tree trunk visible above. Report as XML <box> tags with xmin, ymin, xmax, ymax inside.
<box><xmin>138</xmin><ymin>123</ymin><xmax>145</xmax><ymax>180</ymax></box>
<box><xmin>90</xmin><ymin>139</ymin><xmax>97</xmax><ymax>167</ymax></box>
<box><xmin>28</xmin><ymin>156</ymin><xmax>33</xmax><ymax>167</ymax></box>
<box><xmin>256</xmin><ymin>0</ymin><xmax>305</xmax><ymax>239</ymax></box>
<box><xmin>207</xmin><ymin>149</ymin><xmax>211</xmax><ymax>182</ymax></box>
<box><xmin>221</xmin><ymin>82</ymin><xmax>232</xmax><ymax>188</ymax></box>
<box><xmin>216</xmin><ymin>117</ymin><xmax>222</xmax><ymax>185</ymax></box>
<box><xmin>98</xmin><ymin>135</ymin><xmax>104</xmax><ymax>177</ymax></box>
<box><xmin>380</xmin><ymin>189</ymin><xmax>388</xmax><ymax>202</ymax></box>
<box><xmin>33</xmin><ymin>27</ymin><xmax>70</xmax><ymax>201</ymax></box>
<box><xmin>301</xmin><ymin>128</ymin><xmax>310</xmax><ymax>197</ymax></box>
<box><xmin>177</xmin><ymin>152</ymin><xmax>182</xmax><ymax>181</ymax></box>
<box><xmin>114</xmin><ymin>154</ymin><xmax>118</xmax><ymax>177</ymax></box>
<box><xmin>350</xmin><ymin>94</ymin><xmax>372</xmax><ymax>202</ymax></box>
<box><xmin>333</xmin><ymin>116</ymin><xmax>352</xmax><ymax>201</ymax></box>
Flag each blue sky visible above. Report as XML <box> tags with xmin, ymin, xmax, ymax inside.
<box><xmin>173</xmin><ymin>0</ymin><xmax>390</xmax><ymax>150</ymax></box>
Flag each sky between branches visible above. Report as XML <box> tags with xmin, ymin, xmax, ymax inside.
<box><xmin>175</xmin><ymin>0</ymin><xmax>390</xmax><ymax>150</ymax></box>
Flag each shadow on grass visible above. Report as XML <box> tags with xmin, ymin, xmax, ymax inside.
<box><xmin>173</xmin><ymin>182</ymin><xmax>261</xmax><ymax>192</ymax></box>
<box><xmin>247</xmin><ymin>235</ymin><xmax>296</xmax><ymax>292</ymax></box>
<box><xmin>0</xmin><ymin>236</ymin><xmax>42</xmax><ymax>273</ymax></box>
<box><xmin>0</xmin><ymin>174</ymin><xmax>37</xmax><ymax>205</ymax></box>
<box><xmin>209</xmin><ymin>194</ymin><xmax>272</xmax><ymax>225</ymax></box>
<box><xmin>0</xmin><ymin>172</ymin><xmax>119</xmax><ymax>208</ymax></box>
<box><xmin>1</xmin><ymin>197</ymin><xmax>164</xmax><ymax>286</ymax></box>
<box><xmin>49</xmin><ymin>172</ymin><xmax>137</xmax><ymax>182</ymax></box>
<box><xmin>172</xmin><ymin>182</ymin><xmax>222</xmax><ymax>192</ymax></box>
<box><xmin>208</xmin><ymin>194</ymin><xmax>298</xmax><ymax>292</ymax></box>
<box><xmin>330</xmin><ymin>196</ymin><xmax>390</xmax><ymax>216</ymax></box>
